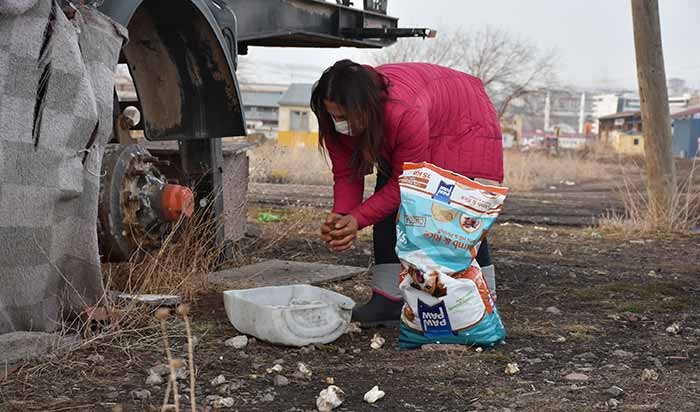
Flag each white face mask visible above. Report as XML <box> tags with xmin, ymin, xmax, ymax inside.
<box><xmin>332</xmin><ymin>116</ymin><xmax>352</xmax><ymax>136</ymax></box>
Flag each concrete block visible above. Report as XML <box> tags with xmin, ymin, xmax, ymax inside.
<box><xmin>209</xmin><ymin>259</ymin><xmax>366</xmax><ymax>289</ymax></box>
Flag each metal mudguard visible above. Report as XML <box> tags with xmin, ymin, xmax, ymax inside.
<box><xmin>99</xmin><ymin>0</ymin><xmax>246</xmax><ymax>141</ymax></box>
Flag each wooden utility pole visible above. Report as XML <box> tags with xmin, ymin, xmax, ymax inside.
<box><xmin>631</xmin><ymin>0</ymin><xmax>677</xmax><ymax>227</ymax></box>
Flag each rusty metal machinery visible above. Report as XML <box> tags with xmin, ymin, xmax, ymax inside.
<box><xmin>98</xmin><ymin>144</ymin><xmax>194</xmax><ymax>261</ymax></box>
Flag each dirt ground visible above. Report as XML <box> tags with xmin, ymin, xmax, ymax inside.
<box><xmin>1</xmin><ymin>177</ymin><xmax>699</xmax><ymax>412</ymax></box>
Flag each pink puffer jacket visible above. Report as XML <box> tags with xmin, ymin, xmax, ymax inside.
<box><xmin>325</xmin><ymin>63</ymin><xmax>504</xmax><ymax>229</ymax></box>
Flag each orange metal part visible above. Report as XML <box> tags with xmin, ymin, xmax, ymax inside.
<box><xmin>161</xmin><ymin>184</ymin><xmax>195</xmax><ymax>221</ymax></box>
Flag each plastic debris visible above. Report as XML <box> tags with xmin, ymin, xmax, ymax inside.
<box><xmin>257</xmin><ymin>212</ymin><xmax>281</xmax><ymax>222</ymax></box>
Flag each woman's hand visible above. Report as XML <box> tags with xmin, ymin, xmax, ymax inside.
<box><xmin>320</xmin><ymin>213</ymin><xmax>341</xmax><ymax>243</ymax></box>
<box><xmin>328</xmin><ymin>215</ymin><xmax>359</xmax><ymax>252</ymax></box>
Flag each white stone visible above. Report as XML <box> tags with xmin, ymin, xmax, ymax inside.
<box><xmin>266</xmin><ymin>364</ymin><xmax>283</xmax><ymax>374</ymax></box>
<box><xmin>641</xmin><ymin>369</ymin><xmax>659</xmax><ymax>381</ymax></box>
<box><xmin>665</xmin><ymin>322</ymin><xmax>681</xmax><ymax>335</ymax></box>
<box><xmin>225</xmin><ymin>335</ymin><xmax>248</xmax><ymax>349</ymax></box>
<box><xmin>370</xmin><ymin>333</ymin><xmax>385</xmax><ymax>350</ymax></box>
<box><xmin>146</xmin><ymin>371</ymin><xmax>163</xmax><ymax>386</ymax></box>
<box><xmin>297</xmin><ymin>362</ymin><xmax>312</xmax><ymax>378</ymax></box>
<box><xmin>504</xmin><ymin>363</ymin><xmax>520</xmax><ymax>375</ymax></box>
<box><xmin>363</xmin><ymin>386</ymin><xmax>385</xmax><ymax>404</ymax></box>
<box><xmin>316</xmin><ymin>385</ymin><xmax>344</xmax><ymax>412</ymax></box>
<box><xmin>211</xmin><ymin>374</ymin><xmax>227</xmax><ymax>386</ymax></box>
<box><xmin>213</xmin><ymin>397</ymin><xmax>235</xmax><ymax>408</ymax></box>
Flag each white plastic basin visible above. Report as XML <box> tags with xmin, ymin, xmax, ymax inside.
<box><xmin>223</xmin><ymin>285</ymin><xmax>355</xmax><ymax>347</ymax></box>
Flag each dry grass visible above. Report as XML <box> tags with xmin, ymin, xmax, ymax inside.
<box><xmin>249</xmin><ymin>142</ymin><xmax>333</xmax><ymax>185</ymax></box>
<box><xmin>250</xmin><ymin>142</ymin><xmax>613</xmax><ymax>192</ymax></box>
<box><xmin>103</xmin><ymin>202</ymin><xmax>222</xmax><ymax>302</ymax></box>
<box><xmin>502</xmin><ymin>148</ymin><xmax>611</xmax><ymax>191</ymax></box>
<box><xmin>598</xmin><ymin>154</ymin><xmax>700</xmax><ymax>233</ymax></box>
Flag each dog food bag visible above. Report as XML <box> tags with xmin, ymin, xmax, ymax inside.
<box><xmin>396</xmin><ymin>162</ymin><xmax>507</xmax><ymax>349</ymax></box>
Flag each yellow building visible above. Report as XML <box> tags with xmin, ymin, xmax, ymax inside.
<box><xmin>611</xmin><ymin>130</ymin><xmax>645</xmax><ymax>155</ymax></box>
<box><xmin>277</xmin><ymin>83</ymin><xmax>319</xmax><ymax>149</ymax></box>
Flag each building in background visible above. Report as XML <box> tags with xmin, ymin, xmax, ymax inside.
<box><xmin>540</xmin><ymin>89</ymin><xmax>595</xmax><ymax>135</ymax></box>
<box><xmin>671</xmin><ymin>106</ymin><xmax>700</xmax><ymax>158</ymax></box>
<box><xmin>597</xmin><ymin>111</ymin><xmax>644</xmax><ymax>155</ymax></box>
<box><xmin>669</xmin><ymin>94</ymin><xmax>693</xmax><ymax>114</ymax></box>
<box><xmin>591</xmin><ymin>93</ymin><xmax>640</xmax><ymax>134</ymax></box>
<box><xmin>277</xmin><ymin>83</ymin><xmax>318</xmax><ymax>149</ymax></box>
<box><xmin>240</xmin><ymin>83</ymin><xmax>287</xmax><ymax>138</ymax></box>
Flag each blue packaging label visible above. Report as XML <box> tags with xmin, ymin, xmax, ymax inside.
<box><xmin>418</xmin><ymin>299</ymin><xmax>453</xmax><ymax>338</ymax></box>
<box><xmin>432</xmin><ymin>181</ymin><xmax>454</xmax><ymax>204</ymax></box>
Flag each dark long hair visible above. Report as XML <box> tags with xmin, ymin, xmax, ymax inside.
<box><xmin>310</xmin><ymin>59</ymin><xmax>389</xmax><ymax>174</ymax></box>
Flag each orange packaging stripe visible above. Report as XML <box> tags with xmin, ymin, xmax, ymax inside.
<box><xmin>402</xmin><ymin>162</ymin><xmax>509</xmax><ymax>196</ymax></box>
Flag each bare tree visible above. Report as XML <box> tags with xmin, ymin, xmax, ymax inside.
<box><xmin>368</xmin><ymin>26</ymin><xmax>557</xmax><ymax>119</ymax></box>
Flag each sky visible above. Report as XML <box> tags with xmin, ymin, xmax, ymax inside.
<box><xmin>238</xmin><ymin>0</ymin><xmax>700</xmax><ymax>91</ymax></box>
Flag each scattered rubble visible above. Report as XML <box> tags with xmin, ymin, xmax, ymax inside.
<box><xmin>364</xmin><ymin>386</ymin><xmax>385</xmax><ymax>404</ymax></box>
<box><xmin>504</xmin><ymin>363</ymin><xmax>520</xmax><ymax>375</ymax></box>
<box><xmin>145</xmin><ymin>371</ymin><xmax>163</xmax><ymax>386</ymax></box>
<box><xmin>641</xmin><ymin>369</ymin><xmax>659</xmax><ymax>381</ymax></box>
<box><xmin>225</xmin><ymin>336</ymin><xmax>248</xmax><ymax>349</ymax></box>
<box><xmin>606</xmin><ymin>385</ymin><xmax>624</xmax><ymax>398</ymax></box>
<box><xmin>612</xmin><ymin>349</ymin><xmax>634</xmax><ymax>358</ymax></box>
<box><xmin>211</xmin><ymin>374</ymin><xmax>227</xmax><ymax>386</ymax></box>
<box><xmin>370</xmin><ymin>333</ymin><xmax>385</xmax><ymax>350</ymax></box>
<box><xmin>545</xmin><ymin>306</ymin><xmax>562</xmax><ymax>315</ymax></box>
<box><xmin>665</xmin><ymin>322</ymin><xmax>681</xmax><ymax>335</ymax></box>
<box><xmin>296</xmin><ymin>362</ymin><xmax>312</xmax><ymax>379</ymax></box>
<box><xmin>564</xmin><ymin>373</ymin><xmax>589</xmax><ymax>382</ymax></box>
<box><xmin>345</xmin><ymin>322</ymin><xmax>362</xmax><ymax>334</ymax></box>
<box><xmin>273</xmin><ymin>375</ymin><xmax>289</xmax><ymax>387</ymax></box>
<box><xmin>87</xmin><ymin>353</ymin><xmax>104</xmax><ymax>364</ymax></box>
<box><xmin>316</xmin><ymin>385</ymin><xmax>344</xmax><ymax>412</ymax></box>
<box><xmin>607</xmin><ymin>398</ymin><xmax>621</xmax><ymax>409</ymax></box>
<box><xmin>267</xmin><ymin>364</ymin><xmax>284</xmax><ymax>374</ymax></box>
<box><xmin>130</xmin><ymin>389</ymin><xmax>151</xmax><ymax>401</ymax></box>
<box><xmin>149</xmin><ymin>364</ymin><xmax>170</xmax><ymax>377</ymax></box>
